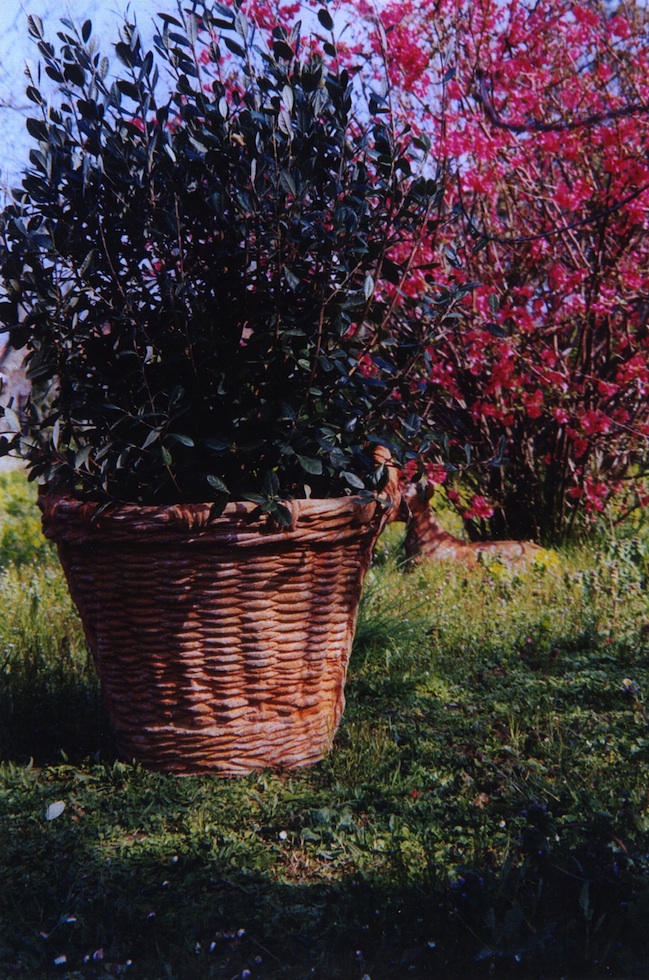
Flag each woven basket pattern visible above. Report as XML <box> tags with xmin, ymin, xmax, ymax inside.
<box><xmin>40</xmin><ymin>495</ymin><xmax>388</xmax><ymax>775</ymax></box>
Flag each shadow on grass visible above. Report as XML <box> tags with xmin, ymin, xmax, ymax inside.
<box><xmin>2</xmin><ymin>777</ymin><xmax>649</xmax><ymax>980</ymax></box>
<box><xmin>0</xmin><ymin>665</ymin><xmax>117</xmax><ymax>767</ymax></box>
<box><xmin>3</xmin><ymin>608</ymin><xmax>649</xmax><ymax>976</ymax></box>
<box><xmin>1</xmin><ymin>856</ymin><xmax>444</xmax><ymax>979</ymax></box>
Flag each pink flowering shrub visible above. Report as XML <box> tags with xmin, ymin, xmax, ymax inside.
<box><xmin>351</xmin><ymin>0</ymin><xmax>649</xmax><ymax>540</ymax></box>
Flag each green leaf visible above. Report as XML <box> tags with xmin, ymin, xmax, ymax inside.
<box><xmin>204</xmin><ymin>437</ymin><xmax>230</xmax><ymax>452</ymax></box>
<box><xmin>26</xmin><ymin>85</ymin><xmax>44</xmax><ymax>105</ymax></box>
<box><xmin>207</xmin><ymin>474</ymin><xmax>228</xmax><ymax>493</ymax></box>
<box><xmin>45</xmin><ymin>65</ymin><xmax>65</xmax><ymax>83</ymax></box>
<box><xmin>274</xmin><ymin>502</ymin><xmax>294</xmax><ymax>527</ymax></box>
<box><xmin>300</xmin><ymin>68</ymin><xmax>322</xmax><ymax>92</ymax></box>
<box><xmin>114</xmin><ymin>41</ymin><xmax>137</xmax><ymax>68</ymax></box>
<box><xmin>279</xmin><ymin>170</ymin><xmax>297</xmax><ymax>196</ymax></box>
<box><xmin>26</xmin><ymin>118</ymin><xmax>48</xmax><ymax>142</ymax></box>
<box><xmin>74</xmin><ymin>445</ymin><xmax>92</xmax><ymax>469</ymax></box>
<box><xmin>224</xmin><ymin>36</ymin><xmax>245</xmax><ymax>58</ymax></box>
<box><xmin>284</xmin><ymin>268</ymin><xmax>300</xmax><ymax>291</ymax></box>
<box><xmin>273</xmin><ymin>39</ymin><xmax>294</xmax><ymax>60</ymax></box>
<box><xmin>262</xmin><ymin>470</ymin><xmax>280</xmax><ymax>497</ymax></box>
<box><xmin>116</xmin><ymin>79</ymin><xmax>141</xmax><ymax>100</ymax></box>
<box><xmin>282</xmin><ymin>84</ymin><xmax>294</xmax><ymax>111</ymax></box>
<box><xmin>140</xmin><ymin>429</ymin><xmax>159</xmax><ymax>450</ymax></box>
<box><xmin>297</xmin><ymin>455</ymin><xmax>323</xmax><ymax>475</ymax></box>
<box><xmin>168</xmin><ymin>433</ymin><xmax>195</xmax><ymax>447</ymax></box>
<box><xmin>317</xmin><ymin>8</ymin><xmax>334</xmax><ymax>31</ymax></box>
<box><xmin>341</xmin><ymin>292</ymin><xmax>365</xmax><ymax>309</ymax></box>
<box><xmin>342</xmin><ymin>471</ymin><xmax>365</xmax><ymax>490</ymax></box>
<box><xmin>2</xmin><ymin>408</ymin><xmax>20</xmax><ymax>433</ymax></box>
<box><xmin>79</xmin><ymin>250</ymin><xmax>95</xmax><ymax>277</ymax></box>
<box><xmin>156</xmin><ymin>12</ymin><xmax>183</xmax><ymax>28</ymax></box>
<box><xmin>209</xmin><ymin>495</ymin><xmax>228</xmax><ymax>518</ymax></box>
<box><xmin>243</xmin><ymin>492</ymin><xmax>266</xmax><ymax>505</ymax></box>
<box><xmin>27</xmin><ymin>14</ymin><xmax>43</xmax><ymax>39</ymax></box>
<box><xmin>187</xmin><ymin>11</ymin><xmax>198</xmax><ymax>46</ymax></box>
<box><xmin>278</xmin><ymin>108</ymin><xmax>293</xmax><ymax>136</ymax></box>
<box><xmin>234</xmin><ymin>10</ymin><xmax>249</xmax><ymax>41</ymax></box>
<box><xmin>161</xmin><ymin>446</ymin><xmax>173</xmax><ymax>466</ymax></box>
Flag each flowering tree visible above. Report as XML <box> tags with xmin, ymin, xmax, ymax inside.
<box><xmin>358</xmin><ymin>0</ymin><xmax>649</xmax><ymax>541</ymax></box>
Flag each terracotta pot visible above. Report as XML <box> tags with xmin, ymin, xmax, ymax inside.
<box><xmin>40</xmin><ymin>494</ymin><xmax>390</xmax><ymax>775</ymax></box>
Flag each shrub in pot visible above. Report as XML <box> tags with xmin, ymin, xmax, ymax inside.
<box><xmin>0</xmin><ymin>1</ymin><xmax>452</xmax><ymax>773</ymax></box>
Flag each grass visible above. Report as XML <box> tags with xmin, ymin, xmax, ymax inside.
<box><xmin>1</xmin><ymin>474</ymin><xmax>649</xmax><ymax>978</ymax></box>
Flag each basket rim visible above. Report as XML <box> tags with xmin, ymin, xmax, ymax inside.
<box><xmin>39</xmin><ymin>491</ymin><xmax>393</xmax><ymax>547</ymax></box>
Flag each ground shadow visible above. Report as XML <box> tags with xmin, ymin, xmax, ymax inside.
<box><xmin>2</xmin><ymin>802</ymin><xmax>649</xmax><ymax>979</ymax></box>
<box><xmin>0</xmin><ymin>666</ymin><xmax>117</xmax><ymax>766</ymax></box>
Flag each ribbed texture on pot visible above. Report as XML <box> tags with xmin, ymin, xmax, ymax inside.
<box><xmin>40</xmin><ymin>495</ymin><xmax>388</xmax><ymax>776</ymax></box>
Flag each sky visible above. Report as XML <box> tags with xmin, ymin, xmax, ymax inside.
<box><xmin>0</xmin><ymin>0</ymin><xmax>160</xmax><ymax>189</ymax></box>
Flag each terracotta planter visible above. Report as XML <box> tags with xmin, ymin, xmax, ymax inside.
<box><xmin>39</xmin><ymin>494</ymin><xmax>389</xmax><ymax>775</ymax></box>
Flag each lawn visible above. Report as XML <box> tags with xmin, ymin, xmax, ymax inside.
<box><xmin>1</xmin><ymin>471</ymin><xmax>649</xmax><ymax>978</ymax></box>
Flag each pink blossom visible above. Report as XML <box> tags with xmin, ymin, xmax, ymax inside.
<box><xmin>464</xmin><ymin>495</ymin><xmax>494</xmax><ymax>520</ymax></box>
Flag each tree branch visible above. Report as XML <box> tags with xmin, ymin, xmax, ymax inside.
<box><xmin>476</xmin><ymin>74</ymin><xmax>649</xmax><ymax>134</ymax></box>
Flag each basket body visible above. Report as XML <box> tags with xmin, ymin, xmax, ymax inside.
<box><xmin>40</xmin><ymin>494</ymin><xmax>387</xmax><ymax>775</ymax></box>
